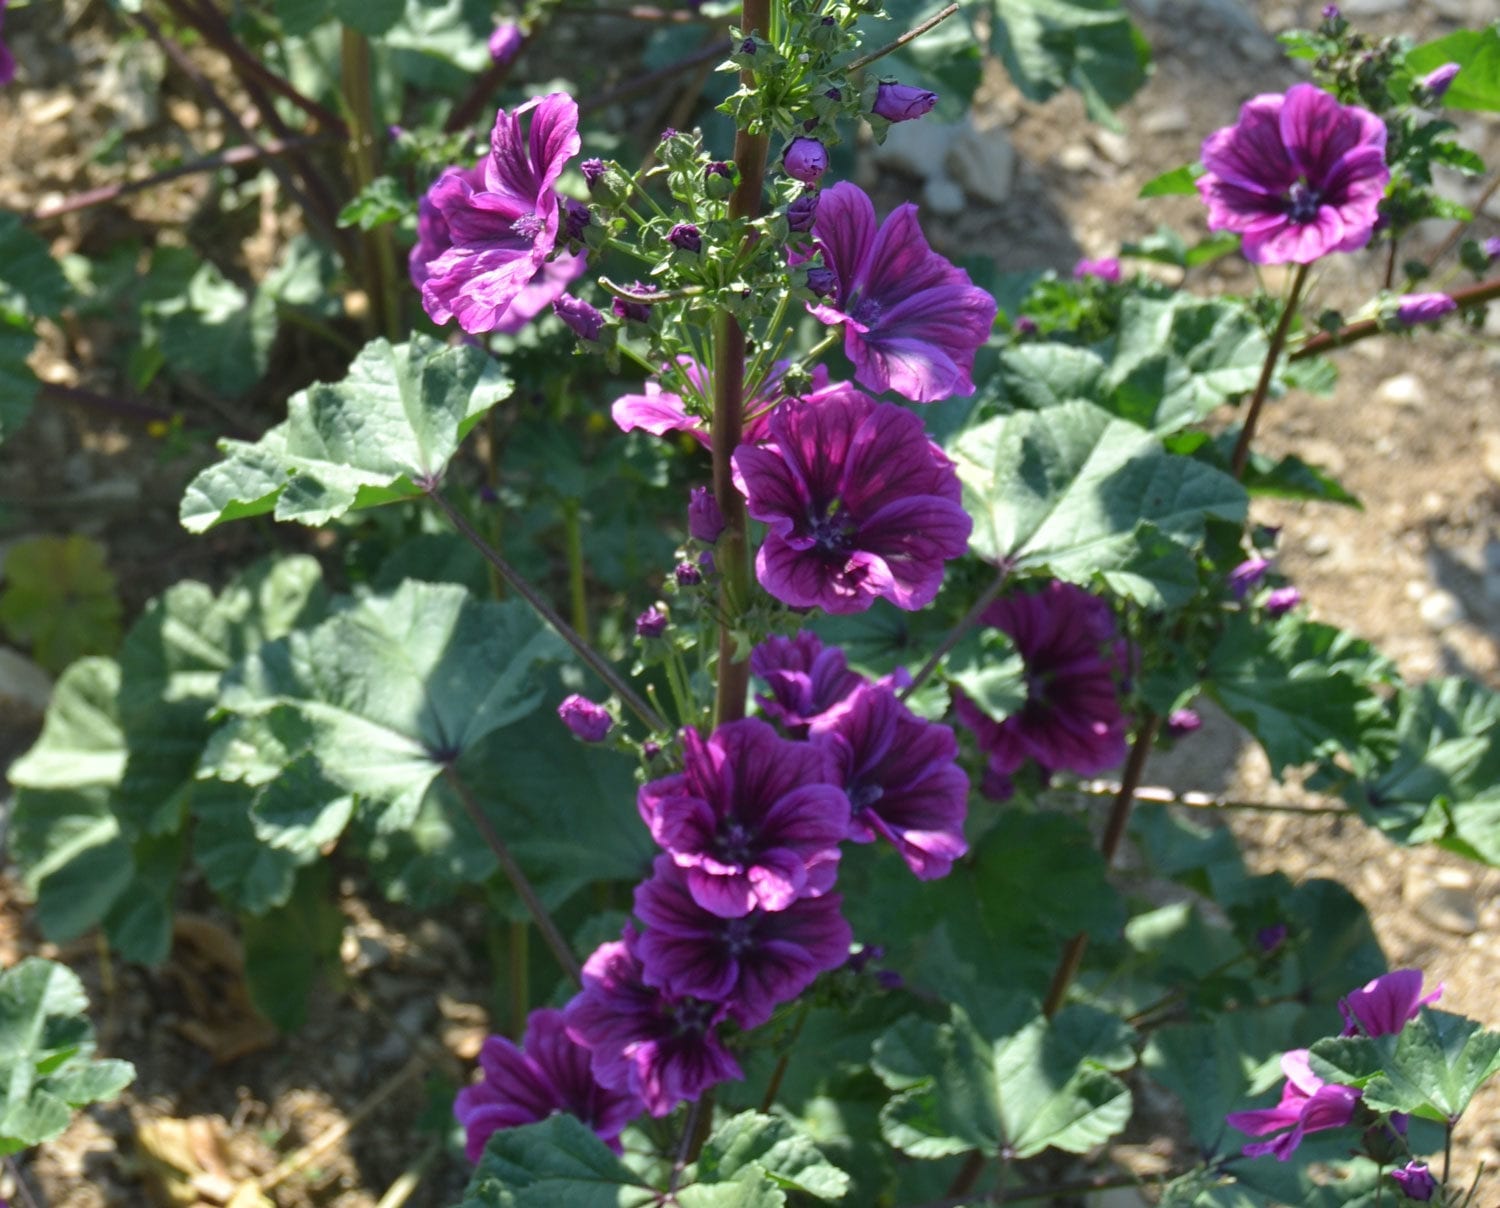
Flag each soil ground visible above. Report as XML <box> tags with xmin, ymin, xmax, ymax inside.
<box><xmin>1</xmin><ymin>0</ymin><xmax>1498</xmax><ymax>1204</ymax></box>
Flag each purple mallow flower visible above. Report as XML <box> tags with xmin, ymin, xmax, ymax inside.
<box><xmin>612</xmin><ymin>359</ymin><xmax>829</xmax><ymax>449</ymax></box>
<box><xmin>1340</xmin><ymin>969</ymin><xmax>1442</xmax><ymax>1037</ymax></box>
<box><xmin>1264</xmin><ymin>586</ymin><xmax>1301</xmax><ymax>616</ymax></box>
<box><xmin>491</xmin><ymin>252</ymin><xmax>588</xmax><ymax>335</ymax></box>
<box><xmin>1228</xmin><ymin>556</ymin><xmax>1270</xmax><ymax>599</ymax></box>
<box><xmin>814</xmin><ymin>682</ymin><xmax>969</xmax><ymax>880</ymax></box>
<box><xmin>455</xmin><ymin>1008</ymin><xmax>641</xmax><ymax>1161</ymax></box>
<box><xmin>558</xmin><ymin>694</ymin><xmax>612</xmax><ymax>742</ymax></box>
<box><xmin>668</xmin><ymin>223</ymin><xmax>702</xmax><ymax>253</ymax></box>
<box><xmin>872</xmin><ymin>82</ymin><xmax>938</xmax><ymax>123</ymax></box>
<box><xmin>689</xmin><ymin>485</ymin><xmax>725</xmax><ymax>544</ymax></box>
<box><xmin>411</xmin><ymin>93</ymin><xmax>582</xmax><ymax>333</ymax></box>
<box><xmin>636</xmin><ymin>719</ymin><xmax>850</xmax><ymax>918</ymax></box>
<box><xmin>807</xmin><ymin>182</ymin><xmax>997</xmax><ymax>402</ymax></box>
<box><xmin>1417</xmin><ymin>63</ymin><xmax>1460</xmax><ymax>102</ymax></box>
<box><xmin>1483</xmin><ymin>236</ymin><xmax>1500</xmax><ymax>262</ymax></box>
<box><xmin>553</xmin><ymin>294</ymin><xmax>605</xmax><ymax>342</ymax></box>
<box><xmin>1389</xmin><ymin>1162</ymin><xmax>1437</xmax><ymax>1202</ymax></box>
<box><xmin>783</xmin><ymin>137</ymin><xmax>829</xmax><ymax>184</ymax></box>
<box><xmin>952</xmin><ymin>581</ymin><xmax>1129</xmax><ymax>795</ymax></box>
<box><xmin>1396</xmin><ymin>292</ymin><xmax>1457</xmax><ymax>326</ymax></box>
<box><xmin>1197</xmin><ymin>83</ymin><xmax>1389</xmax><ymax>265</ymax></box>
<box><xmin>732</xmin><ymin>384</ymin><xmax>972</xmax><ymax>614</ymax></box>
<box><xmin>636</xmin><ymin>606</ymin><xmax>668</xmax><ymax>639</ymax></box>
<box><xmin>1226</xmin><ymin>1049</ymin><xmax>1362</xmax><ymax>1161</ymax></box>
<box><xmin>1073</xmin><ymin>257</ymin><xmax>1122</xmax><ymax>283</ymax></box>
<box><xmin>751</xmin><ymin>631</ymin><xmax>878</xmax><ymax>737</ymax></box>
<box><xmin>635</xmin><ymin>856</ymin><xmax>852</xmax><ymax>1029</ymax></box>
<box><xmin>564</xmin><ymin>927</ymin><xmax>742</xmax><ymax>1117</ymax></box>
<box><xmin>488</xmin><ymin>21</ymin><xmax>524</xmax><ymax>66</ymax></box>
<box><xmin>1321</xmin><ymin>4</ymin><xmax>1339</xmax><ymax>18</ymax></box>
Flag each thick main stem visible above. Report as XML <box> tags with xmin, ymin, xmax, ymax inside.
<box><xmin>709</xmin><ymin>0</ymin><xmax>771</xmax><ymax>728</ymax></box>
<box><xmin>444</xmin><ymin>767</ymin><xmax>582</xmax><ymax>986</ymax></box>
<box><xmin>426</xmin><ymin>486</ymin><xmax>667</xmax><ymax>731</ymax></box>
<box><xmin>342</xmin><ymin>28</ymin><xmax>403</xmax><ymax>342</ymax></box>
<box><xmin>1230</xmin><ymin>263</ymin><xmax>1309</xmax><ymax>480</ymax></box>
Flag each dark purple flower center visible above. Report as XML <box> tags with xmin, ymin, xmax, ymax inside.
<box><xmin>718</xmin><ymin>820</ymin><xmax>755</xmax><ymax>863</ymax></box>
<box><xmin>722</xmin><ymin>917</ymin><xmax>755</xmax><ymax>955</ymax></box>
<box><xmin>1285</xmin><ymin>180</ymin><xmax>1323</xmax><ymax>225</ymax></box>
<box><xmin>673</xmin><ymin>998</ymin><xmax>716</xmax><ymax>1035</ymax></box>
<box><xmin>849</xmin><ymin>294</ymin><xmax>882</xmax><ymax>326</ymax></box>
<box><xmin>511</xmin><ymin>212</ymin><xmax>545</xmax><ymax>239</ymax></box>
<box><xmin>849</xmin><ymin>781</ymin><xmax>884</xmax><ymax>811</ymax></box>
<box><xmin>809</xmin><ymin>507</ymin><xmax>857</xmax><ymax>554</ymax></box>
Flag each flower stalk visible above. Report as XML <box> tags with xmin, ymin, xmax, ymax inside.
<box><xmin>1230</xmin><ymin>263</ymin><xmax>1310</xmax><ymax>480</ymax></box>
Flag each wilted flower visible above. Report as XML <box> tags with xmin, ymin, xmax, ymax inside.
<box><xmin>454</xmin><ymin>1009</ymin><xmax>641</xmax><ymax>1160</ymax></box>
<box><xmin>553</xmin><ymin>294</ymin><xmax>605</xmax><ymax>342</ymax></box>
<box><xmin>1389</xmin><ymin>1161</ymin><xmax>1437</xmax><ymax>1202</ymax></box>
<box><xmin>635</xmin><ymin>606</ymin><xmax>668</xmax><ymax>639</ymax></box>
<box><xmin>807</xmin><ymin>182</ymin><xmax>997</xmax><ymax>402</ymax></box>
<box><xmin>1226</xmin><ymin>1049</ymin><xmax>1361</xmax><ymax>1160</ymax></box>
<box><xmin>872</xmin><ymin>82</ymin><xmax>938</xmax><ymax>123</ymax></box>
<box><xmin>412</xmin><ymin>94</ymin><xmax>582</xmax><ymax>333</ymax></box>
<box><xmin>1417</xmin><ymin>63</ymin><xmax>1460</xmax><ymax>101</ymax></box>
<box><xmin>634</xmin><ymin>856</ymin><xmax>852</xmax><ymax>1029</ymax></box>
<box><xmin>1197</xmin><ymin>83</ymin><xmax>1389</xmax><ymax>264</ymax></box>
<box><xmin>1395</xmin><ymin>292</ymin><xmax>1457</xmax><ymax>326</ymax></box>
<box><xmin>636</xmin><ymin>719</ymin><xmax>850</xmax><ymax>918</ymax></box>
<box><xmin>814</xmin><ymin>682</ymin><xmax>969</xmax><ymax>880</ymax></box>
<box><xmin>783</xmin><ymin>137</ymin><xmax>829</xmax><ymax>183</ymax></box>
<box><xmin>732</xmin><ymin>384</ymin><xmax>972</xmax><ymax>614</ymax></box>
<box><xmin>488</xmin><ymin>22</ymin><xmax>524</xmax><ymax>66</ymax></box>
<box><xmin>1264</xmin><ymin>586</ymin><xmax>1302</xmax><ymax>616</ymax></box>
<box><xmin>1340</xmin><ymin>969</ymin><xmax>1441</xmax><ymax>1037</ymax></box>
<box><xmin>558</xmin><ymin>694</ymin><xmax>612</xmax><ymax>742</ymax></box>
<box><xmin>688</xmin><ymin>485</ymin><xmax>725</xmax><ymax>544</ymax></box>
<box><xmin>952</xmin><ymin>580</ymin><xmax>1130</xmax><ymax>795</ymax></box>
<box><xmin>1073</xmin><ymin>257</ymin><xmax>1122</xmax><ymax>283</ymax></box>
<box><xmin>564</xmin><ymin>927</ymin><xmax>742</xmax><ymax>1117</ymax></box>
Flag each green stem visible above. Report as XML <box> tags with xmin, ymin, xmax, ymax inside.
<box><xmin>796</xmin><ymin>325</ymin><xmax>843</xmax><ymax>374</ymax></box>
<box><xmin>759</xmin><ymin>1001</ymin><xmax>811</xmax><ymax>1113</ymax></box>
<box><xmin>341</xmin><ymin>28</ymin><xmax>403</xmax><ymax>342</ymax></box>
<box><xmin>444</xmin><ymin>767</ymin><xmax>582</xmax><ymax>985</ymax></box>
<box><xmin>744</xmin><ymin>286</ymin><xmax>792</xmax><ymax>393</ymax></box>
<box><xmin>900</xmin><ymin>566</ymin><xmax>1010</xmax><ymax>702</ymax></box>
<box><xmin>426</xmin><ymin>486</ymin><xmax>667</xmax><ymax>731</ymax></box>
<box><xmin>1230</xmin><ymin>263</ymin><xmax>1310</xmax><ymax>479</ymax></box>
<box><xmin>563</xmin><ymin>498</ymin><xmax>590</xmax><ymax>640</ymax></box>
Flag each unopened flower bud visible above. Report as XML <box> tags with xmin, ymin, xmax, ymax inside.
<box><xmin>704</xmin><ymin>160</ymin><xmax>737</xmax><ymax>199</ymax></box>
<box><xmin>1228</xmin><ymin>556</ymin><xmax>1269</xmax><ymax>599</ymax></box>
<box><xmin>1165</xmin><ymin>708</ymin><xmax>1202</xmax><ymax>738</ymax></box>
<box><xmin>668</xmin><ymin>223</ymin><xmax>702</xmax><ymax>253</ymax></box>
<box><xmin>1389</xmin><ymin>1162</ymin><xmax>1436</xmax><ymax>1202</ymax></box>
<box><xmin>636</xmin><ymin>605</ymin><xmax>668</xmax><ymax>638</ymax></box>
<box><xmin>689</xmin><ymin>485</ymin><xmax>725</xmax><ymax>543</ymax></box>
<box><xmin>1014</xmin><ymin>315</ymin><xmax>1038</xmax><ymax>335</ymax></box>
<box><xmin>562</xmin><ymin>197</ymin><xmax>592</xmax><ymax>242</ymax></box>
<box><xmin>1418</xmin><ymin>62</ymin><xmax>1460</xmax><ymax>101</ymax></box>
<box><xmin>1396</xmin><ymin>292</ymin><xmax>1457</xmax><ymax>326</ymax></box>
<box><xmin>489</xmin><ymin>22</ymin><xmax>523</xmax><ymax>66</ymax></box>
<box><xmin>581</xmin><ymin>158</ymin><xmax>606</xmax><ymax>187</ymax></box>
<box><xmin>558</xmin><ymin>694</ymin><xmax>612</xmax><ymax>742</ymax></box>
<box><xmin>805</xmin><ymin>266</ymin><xmax>837</xmax><ymax>297</ymax></box>
<box><xmin>611</xmin><ymin>282</ymin><xmax>653</xmax><ymax>324</ymax></box>
<box><xmin>1073</xmin><ymin>256</ymin><xmax>1122</xmax><ymax>283</ymax></box>
<box><xmin>786</xmin><ymin>192</ymin><xmax>819</xmax><ymax>233</ymax></box>
<box><xmin>1484</xmin><ymin>236</ymin><xmax>1500</xmax><ymax>262</ymax></box>
<box><xmin>1321</xmin><ymin>3</ymin><xmax>1339</xmax><ymax>18</ymax></box>
<box><xmin>872</xmin><ymin>81</ymin><xmax>938</xmax><ymax>123</ymax></box>
<box><xmin>553</xmin><ymin>295</ymin><xmax>605</xmax><ymax>342</ymax></box>
<box><xmin>675</xmin><ymin>562</ymin><xmax>703</xmax><ymax>587</ymax></box>
<box><xmin>782</xmin><ymin>136</ymin><xmax>828</xmax><ymax>184</ymax></box>
<box><xmin>1264</xmin><ymin>586</ymin><xmax>1302</xmax><ymax>617</ymax></box>
<box><xmin>1255</xmin><ymin>923</ymin><xmax>1288</xmax><ymax>954</ymax></box>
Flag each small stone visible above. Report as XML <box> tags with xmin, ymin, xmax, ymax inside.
<box><xmin>922</xmin><ymin>174</ymin><xmax>966</xmax><ymax>216</ymax></box>
<box><xmin>1089</xmin><ymin>128</ymin><xmax>1131</xmax><ymax>167</ymax></box>
<box><xmin>1057</xmin><ymin>144</ymin><xmax>1096</xmax><ymax>173</ymax></box>
<box><xmin>870</xmin><ymin>117</ymin><xmax>956</xmax><ymax>181</ymax></box>
<box><xmin>1419</xmin><ymin>589</ymin><xmax>1464</xmax><ymax>632</ymax></box>
<box><xmin>1376</xmin><ymin>373</ymin><xmax>1426</xmax><ymax>408</ymax></box>
<box><xmin>1141</xmin><ymin>104</ymin><xmax>1191</xmax><ymax>136</ymax></box>
<box><xmin>1405</xmin><ymin>870</ymin><xmax>1479</xmax><ymax>936</ymax></box>
<box><xmin>1304</xmin><ymin>532</ymin><xmax>1333</xmax><ymax>558</ymax></box>
<box><xmin>946</xmin><ymin>117</ymin><xmax>1016</xmax><ymax>204</ymax></box>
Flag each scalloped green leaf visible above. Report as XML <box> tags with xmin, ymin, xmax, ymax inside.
<box><xmin>690</xmin><ymin>1111</ymin><xmax>849</xmax><ymax>1201</ymax></box>
<box><xmin>180</xmin><ymin>335</ymin><xmax>512</xmax><ymax>532</ymax></box>
<box><xmin>0</xmin><ymin>958</ymin><xmax>134</xmax><ymax>1155</ymax></box>
<box><xmin>457</xmin><ymin>1114</ymin><xmax>658</xmax><ymax>1208</ymax></box>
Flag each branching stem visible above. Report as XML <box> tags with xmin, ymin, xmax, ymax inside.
<box><xmin>844</xmin><ymin>2</ymin><xmax>960</xmax><ymax>72</ymax></box>
<box><xmin>1230</xmin><ymin>263</ymin><xmax>1309</xmax><ymax>479</ymax></box>
<box><xmin>901</xmin><ymin>566</ymin><xmax>1010</xmax><ymax>702</ymax></box>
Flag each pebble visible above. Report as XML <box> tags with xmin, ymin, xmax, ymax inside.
<box><xmin>870</xmin><ymin>117</ymin><xmax>954</xmax><ymax>181</ymax></box>
<box><xmin>1419</xmin><ymin>589</ymin><xmax>1465</xmax><ymax>632</ymax></box>
<box><xmin>1405</xmin><ymin>866</ymin><xmax>1479</xmax><ymax>936</ymax></box>
<box><xmin>947</xmin><ymin>117</ymin><xmax>1016</xmax><ymax>204</ymax></box>
<box><xmin>922</xmin><ymin>175</ymin><xmax>967</xmax><ymax>216</ymax></box>
<box><xmin>1089</xmin><ymin>128</ymin><xmax>1131</xmax><ymax>167</ymax></box>
<box><xmin>1481</xmin><ymin>433</ymin><xmax>1500</xmax><ymax>487</ymax></box>
<box><xmin>1304</xmin><ymin>533</ymin><xmax>1333</xmax><ymax>558</ymax></box>
<box><xmin>1376</xmin><ymin>372</ymin><xmax>1427</xmax><ymax>408</ymax></box>
<box><xmin>1057</xmin><ymin>144</ymin><xmax>1096</xmax><ymax>173</ymax></box>
<box><xmin>1141</xmin><ymin>104</ymin><xmax>1191</xmax><ymax>136</ymax></box>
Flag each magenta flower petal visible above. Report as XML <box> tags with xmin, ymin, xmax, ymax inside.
<box><xmin>1227</xmin><ymin>1049</ymin><xmax>1361</xmax><ymax>1161</ymax></box>
<box><xmin>807</xmin><ymin>183</ymin><xmax>996</xmax><ymax>402</ymax></box>
<box><xmin>1197</xmin><ymin>83</ymin><xmax>1388</xmax><ymax>266</ymax></box>
<box><xmin>751</xmin><ymin>632</ymin><xmax>869</xmax><ymax>736</ymax></box>
<box><xmin>1340</xmin><ymin>969</ymin><xmax>1441</xmax><ymax>1037</ymax></box>
<box><xmin>494</xmin><ymin>250</ymin><xmax>588</xmax><ymax>335</ymax></box>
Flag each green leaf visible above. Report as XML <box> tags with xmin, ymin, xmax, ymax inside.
<box><xmin>950</xmin><ymin>400</ymin><xmax>1246</xmax><ymax>607</ymax></box>
<box><xmin>1407</xmin><ymin>28</ymin><xmax>1500</xmax><ymax>112</ymax></box>
<box><xmin>943</xmin><ymin>629</ymin><xmax>1025</xmax><ymax>723</ymax></box>
<box><xmin>0</xmin><ymin>316</ymin><xmax>40</xmax><ymax>442</ymax></box>
<box><xmin>142</xmin><ymin>262</ymin><xmax>277</xmax><ymax>399</ymax></box>
<box><xmin>209</xmin><ymin>581</ymin><xmax>565</xmax><ymax>833</ymax></box>
<box><xmin>691</xmin><ymin>1111</ymin><xmax>850</xmax><ymax>1200</ymax></box>
<box><xmin>1103</xmin><ymin>295</ymin><xmax>1267</xmax><ymax>434</ymax></box>
<box><xmin>1206</xmin><ymin>613</ymin><xmax>1378</xmax><ymax>775</ymax></box>
<box><xmin>276</xmin><ymin>0</ymin><xmax>405</xmax><ymax>35</ymax></box>
<box><xmin>991</xmin><ymin>0</ymin><xmax>1150</xmax><ymax>125</ymax></box>
<box><xmin>191</xmin><ymin>778</ymin><xmax>299</xmax><ymax>914</ymax></box>
<box><xmin>0</xmin><ymin>958</ymin><xmax>134</xmax><ymax>1155</ymax></box>
<box><xmin>1310</xmin><ymin>1009</ymin><xmax>1500</xmax><ymax>1121</ymax></box>
<box><xmin>240</xmin><ymin>865</ymin><xmax>343</xmax><ymax>1033</ymax></box>
<box><xmin>457</xmin><ymin>1114</ymin><xmax>658</xmax><ymax>1208</ymax></box>
<box><xmin>872</xmin><ymin>999</ymin><xmax>1134</xmax><ymax>1161</ymax></box>
<box><xmin>1138</xmin><ymin>162</ymin><xmax>1201</xmax><ymax>198</ymax></box>
<box><xmin>0</xmin><ymin>534</ymin><xmax>122</xmax><ymax>673</ymax></box>
<box><xmin>180</xmin><ymin>335</ymin><xmax>513</xmax><ymax>532</ymax></box>
<box><xmin>1144</xmin><ymin>1013</ymin><xmax>1294</xmax><ymax>1151</ymax></box>
<box><xmin>0</xmin><ymin>212</ymin><xmax>70</xmax><ymax>318</ymax></box>
<box><xmin>337</xmin><ymin>175</ymin><xmax>414</xmax><ymax>231</ymax></box>
<box><xmin>1241</xmin><ymin>451</ymin><xmax>1360</xmax><ymax>507</ymax></box>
